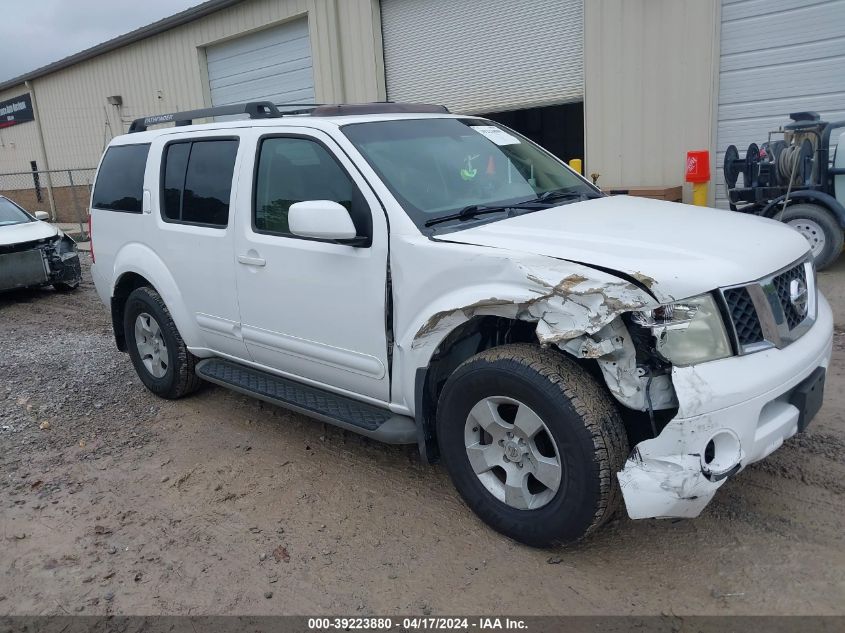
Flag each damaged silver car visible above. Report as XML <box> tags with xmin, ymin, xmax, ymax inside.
<box><xmin>90</xmin><ymin>102</ymin><xmax>833</xmax><ymax>547</ymax></box>
<box><xmin>0</xmin><ymin>196</ymin><xmax>81</xmax><ymax>293</ymax></box>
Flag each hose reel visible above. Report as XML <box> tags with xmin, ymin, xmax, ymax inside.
<box><xmin>724</xmin><ymin>138</ymin><xmax>815</xmax><ymax>189</ymax></box>
<box><xmin>776</xmin><ymin>138</ymin><xmax>814</xmax><ymax>187</ymax></box>
<box><xmin>723</xmin><ymin>143</ymin><xmax>762</xmax><ymax>188</ymax></box>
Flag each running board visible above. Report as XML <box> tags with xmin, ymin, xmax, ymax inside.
<box><xmin>195</xmin><ymin>358</ymin><xmax>416</xmax><ymax>444</ymax></box>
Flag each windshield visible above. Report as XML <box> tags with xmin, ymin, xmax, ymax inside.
<box><xmin>342</xmin><ymin>118</ymin><xmax>599</xmax><ymax>231</ymax></box>
<box><xmin>0</xmin><ymin>197</ymin><xmax>33</xmax><ymax>226</ymax></box>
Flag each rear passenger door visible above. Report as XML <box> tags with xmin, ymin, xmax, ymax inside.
<box><xmin>233</xmin><ymin>128</ymin><xmax>390</xmax><ymax>402</ymax></box>
<box><xmin>150</xmin><ymin>132</ymin><xmax>248</xmax><ymax>360</ymax></box>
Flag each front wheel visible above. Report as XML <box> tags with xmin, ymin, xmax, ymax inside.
<box><xmin>436</xmin><ymin>344</ymin><xmax>629</xmax><ymax>547</ymax></box>
<box><xmin>123</xmin><ymin>286</ymin><xmax>202</xmax><ymax>399</ymax></box>
<box><xmin>780</xmin><ymin>203</ymin><xmax>843</xmax><ymax>270</ymax></box>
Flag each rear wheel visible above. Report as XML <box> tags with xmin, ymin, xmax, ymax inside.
<box><xmin>123</xmin><ymin>286</ymin><xmax>202</xmax><ymax>399</ymax></box>
<box><xmin>780</xmin><ymin>203</ymin><xmax>843</xmax><ymax>270</ymax></box>
<box><xmin>436</xmin><ymin>344</ymin><xmax>628</xmax><ymax>547</ymax></box>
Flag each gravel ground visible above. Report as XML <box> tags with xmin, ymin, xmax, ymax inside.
<box><xmin>1</xmin><ymin>256</ymin><xmax>844</xmax><ymax>615</ymax></box>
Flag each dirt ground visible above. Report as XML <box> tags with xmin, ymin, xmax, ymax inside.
<box><xmin>1</xmin><ymin>256</ymin><xmax>843</xmax><ymax>616</ymax></box>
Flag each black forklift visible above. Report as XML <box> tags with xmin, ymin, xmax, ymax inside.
<box><xmin>724</xmin><ymin>112</ymin><xmax>845</xmax><ymax>270</ymax></box>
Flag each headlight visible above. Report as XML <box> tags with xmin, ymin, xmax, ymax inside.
<box><xmin>632</xmin><ymin>293</ymin><xmax>731</xmax><ymax>366</ymax></box>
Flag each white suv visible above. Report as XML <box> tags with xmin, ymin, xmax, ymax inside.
<box><xmin>90</xmin><ymin>102</ymin><xmax>832</xmax><ymax>546</ymax></box>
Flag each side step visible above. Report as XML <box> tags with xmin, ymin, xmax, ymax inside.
<box><xmin>195</xmin><ymin>358</ymin><xmax>417</xmax><ymax>444</ymax></box>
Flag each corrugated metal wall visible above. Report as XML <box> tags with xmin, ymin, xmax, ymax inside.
<box><xmin>380</xmin><ymin>0</ymin><xmax>584</xmax><ymax>114</ymax></box>
<box><xmin>0</xmin><ymin>0</ymin><xmax>385</xmax><ymax>173</ymax></box>
<box><xmin>715</xmin><ymin>0</ymin><xmax>845</xmax><ymax>208</ymax></box>
<box><xmin>584</xmin><ymin>0</ymin><xmax>721</xmax><ymax>202</ymax></box>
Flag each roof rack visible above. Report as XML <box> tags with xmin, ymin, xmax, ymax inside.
<box><xmin>309</xmin><ymin>102</ymin><xmax>449</xmax><ymax>117</ymax></box>
<box><xmin>128</xmin><ymin>101</ymin><xmax>281</xmax><ymax>133</ymax></box>
<box><xmin>127</xmin><ymin>100</ymin><xmax>451</xmax><ymax>133</ymax></box>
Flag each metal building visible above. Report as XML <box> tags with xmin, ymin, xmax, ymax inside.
<box><xmin>0</xmin><ymin>0</ymin><xmax>843</xmax><ymax>221</ymax></box>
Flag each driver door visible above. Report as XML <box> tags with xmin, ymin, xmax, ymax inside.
<box><xmin>233</xmin><ymin>127</ymin><xmax>391</xmax><ymax>402</ymax></box>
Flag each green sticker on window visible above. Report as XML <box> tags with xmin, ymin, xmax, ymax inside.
<box><xmin>461</xmin><ymin>154</ymin><xmax>480</xmax><ymax>180</ymax></box>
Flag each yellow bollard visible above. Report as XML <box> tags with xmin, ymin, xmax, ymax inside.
<box><xmin>568</xmin><ymin>158</ymin><xmax>583</xmax><ymax>175</ymax></box>
<box><xmin>692</xmin><ymin>181</ymin><xmax>708</xmax><ymax>207</ymax></box>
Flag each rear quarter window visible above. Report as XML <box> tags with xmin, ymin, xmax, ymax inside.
<box><xmin>160</xmin><ymin>139</ymin><xmax>238</xmax><ymax>227</ymax></box>
<box><xmin>92</xmin><ymin>144</ymin><xmax>150</xmax><ymax>213</ymax></box>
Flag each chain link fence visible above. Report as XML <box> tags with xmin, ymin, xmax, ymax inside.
<box><xmin>0</xmin><ymin>168</ymin><xmax>96</xmax><ymax>238</ymax></box>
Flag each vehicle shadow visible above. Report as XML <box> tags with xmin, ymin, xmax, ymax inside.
<box><xmin>0</xmin><ymin>286</ymin><xmax>57</xmax><ymax>311</ymax></box>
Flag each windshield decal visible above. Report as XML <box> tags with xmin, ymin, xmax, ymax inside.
<box><xmin>471</xmin><ymin>125</ymin><xmax>520</xmax><ymax>146</ymax></box>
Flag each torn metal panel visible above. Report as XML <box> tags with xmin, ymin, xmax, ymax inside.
<box><xmin>618</xmin><ymin>450</ymin><xmax>724</xmax><ymax>519</ymax></box>
<box><xmin>617</xmin><ymin>407</ymin><xmax>742</xmax><ymax>519</ymax></box>
<box><xmin>412</xmin><ymin>262</ymin><xmax>654</xmax><ymax>350</ymax></box>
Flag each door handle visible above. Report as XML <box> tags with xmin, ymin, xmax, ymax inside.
<box><xmin>237</xmin><ymin>255</ymin><xmax>266</xmax><ymax>267</ymax></box>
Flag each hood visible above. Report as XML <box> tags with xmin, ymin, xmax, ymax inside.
<box><xmin>0</xmin><ymin>219</ymin><xmax>58</xmax><ymax>247</ymax></box>
<box><xmin>433</xmin><ymin>195</ymin><xmax>810</xmax><ymax>302</ymax></box>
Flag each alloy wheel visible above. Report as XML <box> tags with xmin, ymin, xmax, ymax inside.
<box><xmin>463</xmin><ymin>396</ymin><xmax>562</xmax><ymax>510</ymax></box>
<box><xmin>134</xmin><ymin>312</ymin><xmax>169</xmax><ymax>378</ymax></box>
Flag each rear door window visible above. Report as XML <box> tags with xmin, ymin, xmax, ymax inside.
<box><xmin>161</xmin><ymin>139</ymin><xmax>238</xmax><ymax>227</ymax></box>
<box><xmin>92</xmin><ymin>144</ymin><xmax>150</xmax><ymax>213</ymax></box>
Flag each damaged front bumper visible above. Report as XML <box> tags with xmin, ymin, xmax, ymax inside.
<box><xmin>0</xmin><ymin>233</ymin><xmax>81</xmax><ymax>292</ymax></box>
<box><xmin>618</xmin><ymin>293</ymin><xmax>834</xmax><ymax>519</ymax></box>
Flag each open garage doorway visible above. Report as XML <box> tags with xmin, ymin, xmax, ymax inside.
<box><xmin>479</xmin><ymin>103</ymin><xmax>584</xmax><ymax>171</ymax></box>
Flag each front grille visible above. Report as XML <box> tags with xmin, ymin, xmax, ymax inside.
<box><xmin>723</xmin><ymin>287</ymin><xmax>764</xmax><ymax>346</ymax></box>
<box><xmin>772</xmin><ymin>264</ymin><xmax>807</xmax><ymax>329</ymax></box>
<box><xmin>720</xmin><ymin>257</ymin><xmax>815</xmax><ymax>354</ymax></box>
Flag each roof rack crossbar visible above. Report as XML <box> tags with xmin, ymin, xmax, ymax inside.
<box><xmin>128</xmin><ymin>101</ymin><xmax>281</xmax><ymax>133</ymax></box>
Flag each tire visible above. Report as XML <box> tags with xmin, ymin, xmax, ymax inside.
<box><xmin>436</xmin><ymin>343</ymin><xmax>628</xmax><ymax>547</ymax></box>
<box><xmin>779</xmin><ymin>203</ymin><xmax>843</xmax><ymax>271</ymax></box>
<box><xmin>123</xmin><ymin>286</ymin><xmax>202</xmax><ymax>399</ymax></box>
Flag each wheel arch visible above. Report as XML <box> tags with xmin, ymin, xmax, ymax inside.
<box><xmin>761</xmin><ymin>190</ymin><xmax>845</xmax><ymax>227</ymax></box>
<box><xmin>111</xmin><ymin>271</ymin><xmax>152</xmax><ymax>351</ymax></box>
<box><xmin>110</xmin><ymin>243</ymin><xmax>200</xmax><ymax>352</ymax></box>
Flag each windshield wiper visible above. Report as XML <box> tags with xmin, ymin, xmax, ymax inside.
<box><xmin>531</xmin><ymin>188</ymin><xmax>598</xmax><ymax>204</ymax></box>
<box><xmin>423</xmin><ymin>189</ymin><xmax>601</xmax><ymax>228</ymax></box>
<box><xmin>424</xmin><ymin>204</ymin><xmax>514</xmax><ymax>227</ymax></box>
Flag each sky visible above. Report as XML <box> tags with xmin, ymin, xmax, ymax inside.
<box><xmin>0</xmin><ymin>0</ymin><xmax>202</xmax><ymax>83</ymax></box>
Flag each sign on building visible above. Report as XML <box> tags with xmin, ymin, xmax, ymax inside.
<box><xmin>0</xmin><ymin>93</ymin><xmax>35</xmax><ymax>129</ymax></box>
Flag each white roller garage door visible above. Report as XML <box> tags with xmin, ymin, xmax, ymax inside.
<box><xmin>380</xmin><ymin>0</ymin><xmax>583</xmax><ymax>114</ymax></box>
<box><xmin>206</xmin><ymin>18</ymin><xmax>315</xmax><ymax>108</ymax></box>
<box><xmin>716</xmin><ymin>0</ymin><xmax>845</xmax><ymax>207</ymax></box>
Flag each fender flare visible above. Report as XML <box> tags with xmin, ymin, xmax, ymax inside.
<box><xmin>761</xmin><ymin>190</ymin><xmax>845</xmax><ymax>228</ymax></box>
<box><xmin>112</xmin><ymin>243</ymin><xmax>202</xmax><ymax>349</ymax></box>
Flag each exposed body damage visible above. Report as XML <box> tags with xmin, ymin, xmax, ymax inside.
<box><xmin>412</xmin><ymin>269</ymin><xmax>652</xmax><ymax>349</ymax></box>
<box><xmin>618</xmin><ymin>296</ymin><xmax>833</xmax><ymax>519</ymax></box>
<box><xmin>392</xmin><ymin>202</ymin><xmax>830</xmax><ymax>521</ymax></box>
<box><xmin>0</xmin><ymin>214</ymin><xmax>81</xmax><ymax>293</ymax></box>
<box><xmin>391</xmin><ymin>240</ymin><xmax>662</xmax><ymax>417</ymax></box>
<box><xmin>408</xmin><ymin>261</ymin><xmax>676</xmax><ymax>413</ymax></box>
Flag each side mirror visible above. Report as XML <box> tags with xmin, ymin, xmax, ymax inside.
<box><xmin>288</xmin><ymin>200</ymin><xmax>359</xmax><ymax>242</ymax></box>
<box><xmin>34</xmin><ymin>211</ymin><xmax>49</xmax><ymax>221</ymax></box>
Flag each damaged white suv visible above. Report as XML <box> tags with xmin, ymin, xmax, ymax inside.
<box><xmin>90</xmin><ymin>102</ymin><xmax>832</xmax><ymax>547</ymax></box>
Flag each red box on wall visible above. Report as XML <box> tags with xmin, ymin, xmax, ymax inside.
<box><xmin>685</xmin><ymin>150</ymin><xmax>710</xmax><ymax>183</ymax></box>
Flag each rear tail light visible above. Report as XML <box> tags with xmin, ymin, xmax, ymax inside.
<box><xmin>88</xmin><ymin>214</ymin><xmax>94</xmax><ymax>263</ymax></box>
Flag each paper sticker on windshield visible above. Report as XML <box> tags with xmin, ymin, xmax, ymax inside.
<box><xmin>471</xmin><ymin>125</ymin><xmax>520</xmax><ymax>146</ymax></box>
